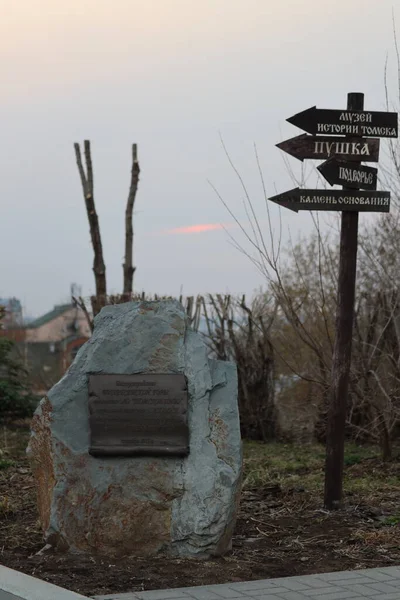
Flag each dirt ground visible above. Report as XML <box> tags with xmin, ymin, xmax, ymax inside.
<box><xmin>0</xmin><ymin>423</ymin><xmax>399</xmax><ymax>597</ymax></box>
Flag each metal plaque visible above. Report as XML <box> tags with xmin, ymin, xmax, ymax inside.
<box><xmin>88</xmin><ymin>373</ymin><xmax>189</xmax><ymax>458</ymax></box>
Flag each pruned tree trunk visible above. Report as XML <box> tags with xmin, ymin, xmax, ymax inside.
<box><xmin>123</xmin><ymin>144</ymin><xmax>140</xmax><ymax>300</ymax></box>
<box><xmin>74</xmin><ymin>140</ymin><xmax>107</xmax><ymax>316</ymax></box>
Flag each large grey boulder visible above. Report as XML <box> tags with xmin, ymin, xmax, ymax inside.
<box><xmin>27</xmin><ymin>300</ymin><xmax>242</xmax><ymax>558</ymax></box>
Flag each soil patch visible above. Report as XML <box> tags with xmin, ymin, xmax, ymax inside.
<box><xmin>0</xmin><ymin>426</ymin><xmax>399</xmax><ymax>597</ymax></box>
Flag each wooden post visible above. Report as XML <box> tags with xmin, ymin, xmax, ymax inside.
<box><xmin>324</xmin><ymin>92</ymin><xmax>364</xmax><ymax>510</ymax></box>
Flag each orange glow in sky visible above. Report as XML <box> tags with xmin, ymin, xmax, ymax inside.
<box><xmin>166</xmin><ymin>223</ymin><xmax>228</xmax><ymax>235</ymax></box>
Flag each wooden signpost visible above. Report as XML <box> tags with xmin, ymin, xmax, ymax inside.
<box><xmin>272</xmin><ymin>93</ymin><xmax>398</xmax><ymax>510</ymax></box>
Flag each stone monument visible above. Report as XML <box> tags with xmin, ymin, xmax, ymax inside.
<box><xmin>27</xmin><ymin>300</ymin><xmax>242</xmax><ymax>557</ymax></box>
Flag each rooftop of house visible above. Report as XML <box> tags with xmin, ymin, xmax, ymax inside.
<box><xmin>27</xmin><ymin>304</ymin><xmax>74</xmax><ymax>329</ymax></box>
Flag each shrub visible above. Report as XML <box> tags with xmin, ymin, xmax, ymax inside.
<box><xmin>0</xmin><ymin>338</ymin><xmax>35</xmax><ymax>421</ymax></box>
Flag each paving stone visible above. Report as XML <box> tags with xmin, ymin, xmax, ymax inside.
<box><xmin>245</xmin><ymin>589</ymin><xmax>294</xmax><ymax>597</ymax></box>
<box><xmin>93</xmin><ymin>595</ymin><xmax>139</xmax><ymax>600</ymax></box>
<box><xmin>181</xmin><ymin>590</ymin><xmax>223</xmax><ymax>600</ymax></box>
<box><xmin>361</xmin><ymin>572</ymin><xmax>397</xmax><ymax>582</ymax></box>
<box><xmin>142</xmin><ymin>598</ymin><xmax>189</xmax><ymax>600</ymax></box>
<box><xmin>304</xmin><ymin>592</ymin><xmax>358</xmax><ymax>600</ymax></box>
<box><xmin>242</xmin><ymin>596</ymin><xmax>283</xmax><ymax>600</ymax></box>
<box><xmin>289</xmin><ymin>578</ymin><xmax>336</xmax><ymax>589</ymax></box>
<box><xmin>317</xmin><ymin>571</ymin><xmax>372</xmax><ymax>582</ymax></box>
<box><xmin>368</xmin><ymin>595</ymin><xmax>400</xmax><ymax>600</ymax></box>
<box><xmin>241</xmin><ymin>587</ymin><xmax>293</xmax><ymax>596</ymax></box>
<box><xmin>374</xmin><ymin>568</ymin><xmax>400</xmax><ymax>578</ymax></box>
<box><xmin>200</xmin><ymin>587</ymin><xmax>247</xmax><ymax>598</ymax></box>
<box><xmin>137</xmin><ymin>593</ymin><xmax>191</xmax><ymax>600</ymax></box>
<box><xmin>270</xmin><ymin>580</ymin><xmax>311</xmax><ymax>592</ymax></box>
<box><xmin>364</xmin><ymin>582</ymin><xmax>400</xmax><ymax>594</ymax></box>
<box><xmin>274</xmin><ymin>592</ymin><xmax>309</xmax><ymax>600</ymax></box>
<box><xmin>377</xmin><ymin>579</ymin><xmax>400</xmax><ymax>590</ymax></box>
<box><xmin>301</xmin><ymin>588</ymin><xmax>344</xmax><ymax>596</ymax></box>
<box><xmin>93</xmin><ymin>595</ymin><xmax>140</xmax><ymax>600</ymax></box>
<box><xmin>223</xmin><ymin>583</ymin><xmax>273</xmax><ymax>592</ymax></box>
<box><xmin>343</xmin><ymin>584</ymin><xmax>381</xmax><ymax>596</ymax></box>
<box><xmin>325</xmin><ymin>579</ymin><xmax>384</xmax><ymax>587</ymax></box>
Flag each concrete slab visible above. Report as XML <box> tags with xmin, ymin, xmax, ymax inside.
<box><xmin>93</xmin><ymin>567</ymin><xmax>400</xmax><ymax>600</ymax></box>
<box><xmin>0</xmin><ymin>565</ymin><xmax>90</xmax><ymax>600</ymax></box>
<box><xmin>0</xmin><ymin>591</ymin><xmax>25</xmax><ymax>600</ymax></box>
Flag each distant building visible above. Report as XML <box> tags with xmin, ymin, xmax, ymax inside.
<box><xmin>25</xmin><ymin>303</ymin><xmax>91</xmax><ymax>343</ymax></box>
<box><xmin>18</xmin><ymin>334</ymin><xmax>90</xmax><ymax>395</ymax></box>
<box><xmin>1</xmin><ymin>303</ymin><xmax>92</xmax><ymax>396</ymax></box>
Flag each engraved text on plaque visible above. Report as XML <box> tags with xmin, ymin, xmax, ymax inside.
<box><xmin>88</xmin><ymin>374</ymin><xmax>189</xmax><ymax>457</ymax></box>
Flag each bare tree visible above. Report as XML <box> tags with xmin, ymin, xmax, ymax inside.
<box><xmin>74</xmin><ymin>141</ymin><xmax>140</xmax><ymax>316</ymax></box>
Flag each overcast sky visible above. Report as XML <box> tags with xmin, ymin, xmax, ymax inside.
<box><xmin>1</xmin><ymin>0</ymin><xmax>399</xmax><ymax>317</ymax></box>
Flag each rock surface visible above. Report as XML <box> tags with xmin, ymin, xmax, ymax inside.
<box><xmin>27</xmin><ymin>300</ymin><xmax>242</xmax><ymax>558</ymax></box>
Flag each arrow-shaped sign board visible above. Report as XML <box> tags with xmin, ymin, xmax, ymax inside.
<box><xmin>268</xmin><ymin>188</ymin><xmax>390</xmax><ymax>213</ymax></box>
<box><xmin>287</xmin><ymin>106</ymin><xmax>398</xmax><ymax>138</ymax></box>
<box><xmin>318</xmin><ymin>159</ymin><xmax>378</xmax><ymax>190</ymax></box>
<box><xmin>277</xmin><ymin>134</ymin><xmax>380</xmax><ymax>163</ymax></box>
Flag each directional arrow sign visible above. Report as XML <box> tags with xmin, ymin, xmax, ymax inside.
<box><xmin>268</xmin><ymin>188</ymin><xmax>390</xmax><ymax>213</ymax></box>
<box><xmin>287</xmin><ymin>106</ymin><xmax>398</xmax><ymax>138</ymax></box>
<box><xmin>317</xmin><ymin>159</ymin><xmax>378</xmax><ymax>191</ymax></box>
<box><xmin>277</xmin><ymin>134</ymin><xmax>380</xmax><ymax>163</ymax></box>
